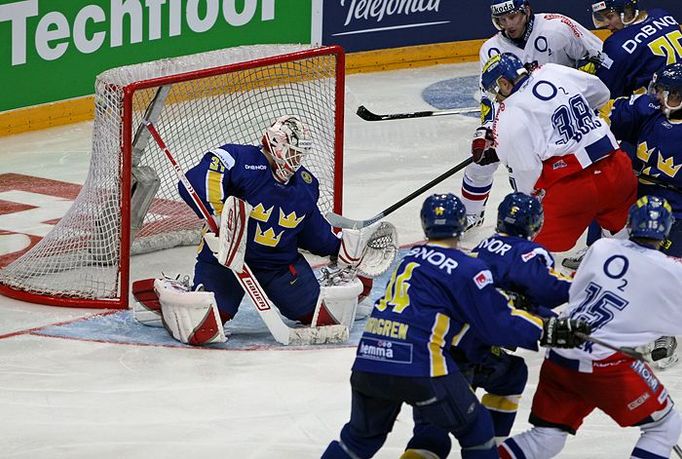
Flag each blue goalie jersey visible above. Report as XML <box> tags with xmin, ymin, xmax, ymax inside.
<box><xmin>609</xmin><ymin>94</ymin><xmax>682</xmax><ymax>217</ymax></box>
<box><xmin>472</xmin><ymin>234</ymin><xmax>571</xmax><ymax>310</ymax></box>
<box><xmin>352</xmin><ymin>244</ymin><xmax>544</xmax><ymax>378</ymax></box>
<box><xmin>597</xmin><ymin>9</ymin><xmax>681</xmax><ymax>98</ymax></box>
<box><xmin>180</xmin><ymin>144</ymin><xmax>340</xmax><ymax>269</ymax></box>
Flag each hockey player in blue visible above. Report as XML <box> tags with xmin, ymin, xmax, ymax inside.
<box><xmin>178</xmin><ymin>115</ymin><xmax>365</xmax><ymax>326</ymax></box>
<box><xmin>321</xmin><ymin>194</ymin><xmax>590</xmax><ymax>459</ymax></box>
<box><xmin>609</xmin><ymin>63</ymin><xmax>682</xmax><ymax>257</ymax></box>
<box><xmin>608</xmin><ymin>64</ymin><xmax>682</xmax><ymax>369</ymax></box>
<box><xmin>590</xmin><ymin>0</ymin><xmax>681</xmax><ymax>98</ymax></box>
<box><xmin>402</xmin><ymin>193</ymin><xmax>572</xmax><ymax>459</ymax></box>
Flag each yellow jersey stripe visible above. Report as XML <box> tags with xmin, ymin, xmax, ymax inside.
<box><xmin>206</xmin><ymin>170</ymin><xmax>224</xmax><ymax>215</ymax></box>
<box><xmin>428</xmin><ymin>313</ymin><xmax>451</xmax><ymax>377</ymax></box>
<box><xmin>481</xmin><ymin>393</ymin><xmax>520</xmax><ymax>413</ymax></box>
<box><xmin>510</xmin><ymin>307</ymin><xmax>544</xmax><ymax>328</ymax></box>
<box><xmin>451</xmin><ymin>323</ymin><xmax>470</xmax><ymax>347</ymax></box>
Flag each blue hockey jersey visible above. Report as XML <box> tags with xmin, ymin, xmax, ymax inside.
<box><xmin>472</xmin><ymin>234</ymin><xmax>571</xmax><ymax>310</ymax></box>
<box><xmin>352</xmin><ymin>243</ymin><xmax>544</xmax><ymax>377</ymax></box>
<box><xmin>596</xmin><ymin>9</ymin><xmax>681</xmax><ymax>98</ymax></box>
<box><xmin>180</xmin><ymin>144</ymin><xmax>341</xmax><ymax>269</ymax></box>
<box><xmin>609</xmin><ymin>94</ymin><xmax>682</xmax><ymax>217</ymax></box>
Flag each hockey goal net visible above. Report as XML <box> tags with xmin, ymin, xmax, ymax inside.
<box><xmin>0</xmin><ymin>44</ymin><xmax>345</xmax><ymax>309</ymax></box>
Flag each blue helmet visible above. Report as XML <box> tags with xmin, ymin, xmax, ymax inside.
<box><xmin>649</xmin><ymin>63</ymin><xmax>682</xmax><ymax>116</ymax></box>
<box><xmin>421</xmin><ymin>193</ymin><xmax>467</xmax><ymax>239</ymax></box>
<box><xmin>481</xmin><ymin>53</ymin><xmax>528</xmax><ymax>101</ymax></box>
<box><xmin>496</xmin><ymin>192</ymin><xmax>544</xmax><ymax>240</ymax></box>
<box><xmin>590</xmin><ymin>0</ymin><xmax>639</xmax><ymax>28</ymax></box>
<box><xmin>627</xmin><ymin>196</ymin><xmax>674</xmax><ymax>241</ymax></box>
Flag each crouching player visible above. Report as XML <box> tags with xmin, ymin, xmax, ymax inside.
<box><xmin>403</xmin><ymin>192</ymin><xmax>572</xmax><ymax>458</ymax></box>
<box><xmin>500</xmin><ymin>196</ymin><xmax>682</xmax><ymax>459</ymax></box>
<box><xmin>322</xmin><ymin>193</ymin><xmax>589</xmax><ymax>459</ymax></box>
<box><xmin>132</xmin><ymin>115</ymin><xmax>396</xmax><ymax>345</ymax></box>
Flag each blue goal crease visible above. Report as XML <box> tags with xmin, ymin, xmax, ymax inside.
<box><xmin>34</xmin><ymin>248</ymin><xmax>410</xmax><ymax>351</ymax></box>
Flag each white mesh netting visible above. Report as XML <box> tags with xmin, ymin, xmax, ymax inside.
<box><xmin>0</xmin><ymin>45</ymin><xmax>343</xmax><ymax>306</ymax></box>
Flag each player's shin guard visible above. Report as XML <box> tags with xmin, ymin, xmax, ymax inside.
<box><xmin>321</xmin><ymin>440</ymin><xmax>361</xmax><ymax>459</ymax></box>
<box><xmin>481</xmin><ymin>393</ymin><xmax>521</xmax><ymax>439</ymax></box>
<box><xmin>499</xmin><ymin>427</ymin><xmax>568</xmax><ymax>459</ymax></box>
<box><xmin>457</xmin><ymin>405</ymin><xmax>498</xmax><ymax>459</ymax></box>
<box><xmin>633</xmin><ymin>410</ymin><xmax>682</xmax><ymax>459</ymax></box>
<box><xmin>461</xmin><ymin>164</ymin><xmax>496</xmax><ymax>216</ymax></box>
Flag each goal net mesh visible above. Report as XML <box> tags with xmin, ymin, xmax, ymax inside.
<box><xmin>0</xmin><ymin>44</ymin><xmax>343</xmax><ymax>307</ymax></box>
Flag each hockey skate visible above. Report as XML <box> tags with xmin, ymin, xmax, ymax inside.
<box><xmin>464</xmin><ymin>211</ymin><xmax>485</xmax><ymax>232</ymax></box>
<box><xmin>562</xmin><ymin>247</ymin><xmax>588</xmax><ymax>270</ymax></box>
<box><xmin>651</xmin><ymin>336</ymin><xmax>679</xmax><ymax>369</ymax></box>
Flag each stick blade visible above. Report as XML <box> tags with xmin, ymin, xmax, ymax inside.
<box><xmin>287</xmin><ymin>325</ymin><xmax>350</xmax><ymax>345</ymax></box>
<box><xmin>325</xmin><ymin>211</ymin><xmax>380</xmax><ymax>229</ymax></box>
<box><xmin>356</xmin><ymin>105</ymin><xmax>383</xmax><ymax>121</ymax></box>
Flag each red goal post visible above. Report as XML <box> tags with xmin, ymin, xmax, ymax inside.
<box><xmin>0</xmin><ymin>44</ymin><xmax>345</xmax><ymax>309</ymax></box>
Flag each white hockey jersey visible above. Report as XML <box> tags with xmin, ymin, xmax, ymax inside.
<box><xmin>557</xmin><ymin>238</ymin><xmax>682</xmax><ymax>363</ymax></box>
<box><xmin>479</xmin><ymin>13</ymin><xmax>603</xmax><ymax>72</ymax></box>
<box><xmin>492</xmin><ymin>63</ymin><xmax>618</xmax><ymax>194</ymax></box>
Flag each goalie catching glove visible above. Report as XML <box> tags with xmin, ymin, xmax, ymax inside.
<box><xmin>338</xmin><ymin>221</ymin><xmax>399</xmax><ymax>278</ymax></box>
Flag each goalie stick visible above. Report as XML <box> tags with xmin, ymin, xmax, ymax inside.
<box><xmin>327</xmin><ymin>157</ymin><xmax>474</xmax><ymax>229</ymax></box>
<box><xmin>356</xmin><ymin>104</ymin><xmax>480</xmax><ymax>122</ymax></box>
<box><xmin>635</xmin><ymin>171</ymin><xmax>682</xmax><ymax>194</ymax></box>
<box><xmin>144</xmin><ymin>121</ymin><xmax>349</xmax><ymax>346</ymax></box>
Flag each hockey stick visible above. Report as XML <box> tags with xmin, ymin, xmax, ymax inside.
<box><xmin>326</xmin><ymin>157</ymin><xmax>474</xmax><ymax>229</ymax></box>
<box><xmin>574</xmin><ymin>332</ymin><xmax>645</xmax><ymax>361</ymax></box>
<box><xmin>635</xmin><ymin>171</ymin><xmax>682</xmax><ymax>194</ymax></box>
<box><xmin>356</xmin><ymin>104</ymin><xmax>480</xmax><ymax>122</ymax></box>
<box><xmin>144</xmin><ymin>121</ymin><xmax>349</xmax><ymax>346</ymax></box>
<box><xmin>674</xmin><ymin>444</ymin><xmax>682</xmax><ymax>459</ymax></box>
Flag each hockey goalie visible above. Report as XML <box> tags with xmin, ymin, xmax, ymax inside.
<box><xmin>133</xmin><ymin>115</ymin><xmax>398</xmax><ymax>345</ymax></box>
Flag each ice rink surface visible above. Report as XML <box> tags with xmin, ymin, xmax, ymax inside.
<box><xmin>1</xmin><ymin>61</ymin><xmax>681</xmax><ymax>458</ymax></box>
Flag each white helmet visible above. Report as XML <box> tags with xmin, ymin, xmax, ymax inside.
<box><xmin>262</xmin><ymin>115</ymin><xmax>312</xmax><ymax>183</ymax></box>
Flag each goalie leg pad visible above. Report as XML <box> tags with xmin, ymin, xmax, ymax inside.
<box><xmin>154</xmin><ymin>278</ymin><xmax>226</xmax><ymax>345</ymax></box>
<box><xmin>132</xmin><ymin>278</ymin><xmax>163</xmax><ymax>327</ymax></box>
<box><xmin>313</xmin><ymin>278</ymin><xmax>363</xmax><ymax>329</ymax></box>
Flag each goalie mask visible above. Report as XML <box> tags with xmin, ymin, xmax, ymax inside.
<box><xmin>262</xmin><ymin>115</ymin><xmax>312</xmax><ymax>183</ymax></box>
<box><xmin>648</xmin><ymin>63</ymin><xmax>682</xmax><ymax>118</ymax></box>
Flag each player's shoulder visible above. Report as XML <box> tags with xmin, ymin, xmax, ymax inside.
<box><xmin>646</xmin><ymin>8</ymin><xmax>678</xmax><ymax>23</ymax></box>
<box><xmin>621</xmin><ymin>93</ymin><xmax>661</xmax><ymax>116</ymax></box>
<box><xmin>209</xmin><ymin>143</ymin><xmax>263</xmax><ymax>168</ymax></box>
<box><xmin>536</xmin><ymin>13</ymin><xmax>585</xmax><ymax>37</ymax></box>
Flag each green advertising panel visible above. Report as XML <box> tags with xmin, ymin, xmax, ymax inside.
<box><xmin>0</xmin><ymin>0</ymin><xmax>312</xmax><ymax>111</ymax></box>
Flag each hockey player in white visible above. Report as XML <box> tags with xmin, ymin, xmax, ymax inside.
<box><xmin>499</xmin><ymin>196</ymin><xmax>682</xmax><ymax>459</ymax></box>
<box><xmin>461</xmin><ymin>0</ymin><xmax>604</xmax><ymax>230</ymax></box>
<box><xmin>474</xmin><ymin>52</ymin><xmax>637</xmax><ymax>253</ymax></box>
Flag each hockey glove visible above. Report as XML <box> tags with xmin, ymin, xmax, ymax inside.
<box><xmin>540</xmin><ymin>317</ymin><xmax>591</xmax><ymax>348</ymax></box>
<box><xmin>471</xmin><ymin>127</ymin><xmax>499</xmax><ymax>165</ymax></box>
<box><xmin>577</xmin><ymin>54</ymin><xmax>602</xmax><ymax>75</ymax></box>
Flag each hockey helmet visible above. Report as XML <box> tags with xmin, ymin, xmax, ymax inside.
<box><xmin>496</xmin><ymin>192</ymin><xmax>544</xmax><ymax>240</ymax></box>
<box><xmin>590</xmin><ymin>0</ymin><xmax>639</xmax><ymax>28</ymax></box>
<box><xmin>627</xmin><ymin>196</ymin><xmax>674</xmax><ymax>241</ymax></box>
<box><xmin>481</xmin><ymin>53</ymin><xmax>528</xmax><ymax>101</ymax></box>
<box><xmin>262</xmin><ymin>115</ymin><xmax>312</xmax><ymax>183</ymax></box>
<box><xmin>420</xmin><ymin>193</ymin><xmax>467</xmax><ymax>240</ymax></box>
<box><xmin>649</xmin><ymin>63</ymin><xmax>682</xmax><ymax>117</ymax></box>
<box><xmin>490</xmin><ymin>0</ymin><xmax>531</xmax><ymax>31</ymax></box>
